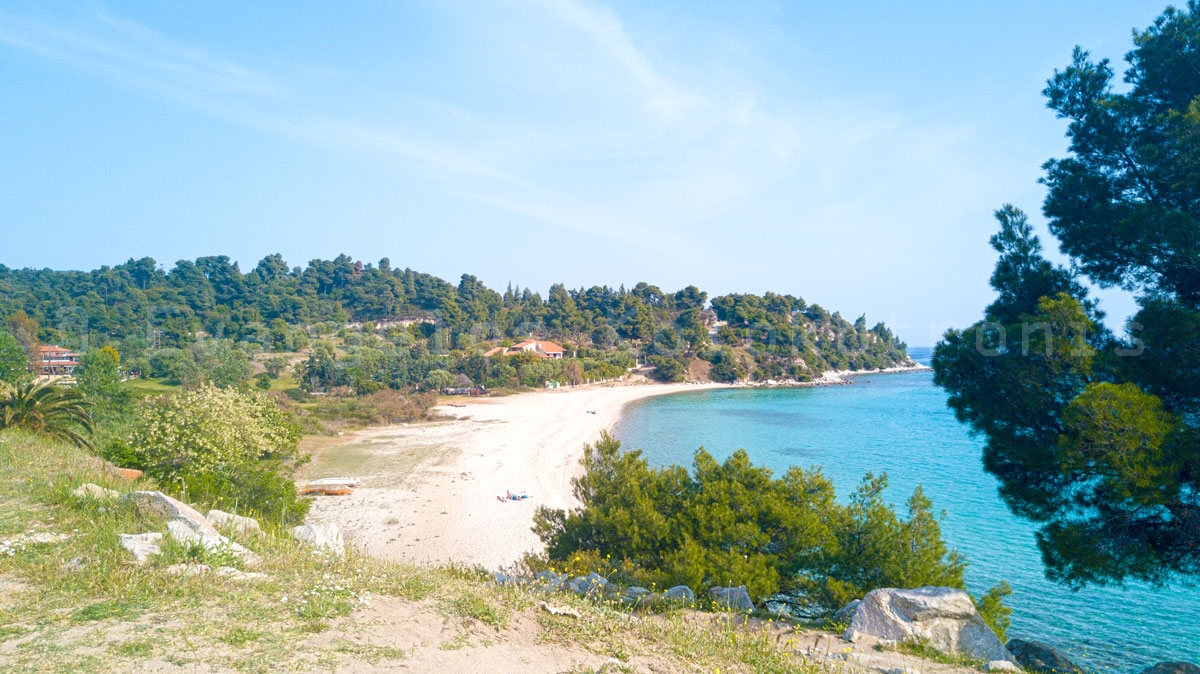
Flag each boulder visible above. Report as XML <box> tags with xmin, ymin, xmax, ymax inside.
<box><xmin>568</xmin><ymin>572</ymin><xmax>614</xmax><ymax>597</ymax></box>
<box><xmin>124</xmin><ymin>491</ymin><xmax>223</xmax><ymax>541</ymax></box>
<box><xmin>534</xmin><ymin>570</ymin><xmax>565</xmax><ymax>592</ymax></box>
<box><xmin>72</xmin><ymin>483</ymin><xmax>119</xmax><ymax>500</ymax></box>
<box><xmin>119</xmin><ymin>532</ymin><xmax>162</xmax><ymax>565</ymax></box>
<box><xmin>620</xmin><ymin>586</ymin><xmax>651</xmax><ymax>604</ymax></box>
<box><xmin>1141</xmin><ymin>664</ymin><xmax>1200</xmax><ymax>674</ymax></box>
<box><xmin>292</xmin><ymin>522</ymin><xmax>345</xmax><ymax>556</ymax></box>
<box><xmin>165</xmin><ymin>518</ymin><xmax>262</xmax><ymax>567</ymax></box>
<box><xmin>987</xmin><ymin>661</ymin><xmax>1021</xmax><ymax>672</ymax></box>
<box><xmin>166</xmin><ymin>518</ymin><xmax>225</xmax><ymax>550</ymax></box>
<box><xmin>1006</xmin><ymin>639</ymin><xmax>1083</xmax><ymax>674</ymax></box>
<box><xmin>844</xmin><ymin>586</ymin><xmax>1014</xmax><ymax>663</ymax></box>
<box><xmin>835</xmin><ymin>599</ymin><xmax>862</xmax><ymax>622</ymax></box>
<box><xmin>710</xmin><ymin>585</ymin><xmax>754</xmax><ymax>612</ymax></box>
<box><xmin>663</xmin><ymin>585</ymin><xmax>695</xmax><ymax>603</ymax></box>
<box><xmin>207</xmin><ymin>510</ymin><xmax>261</xmax><ymax>536</ymax></box>
<box><xmin>124</xmin><ymin>490</ymin><xmax>206</xmax><ymax>523</ymax></box>
<box><xmin>492</xmin><ymin>573</ymin><xmax>527</xmax><ymax>587</ymax></box>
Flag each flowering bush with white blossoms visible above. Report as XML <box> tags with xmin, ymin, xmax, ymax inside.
<box><xmin>133</xmin><ymin>383</ymin><xmax>300</xmax><ymax>480</ymax></box>
<box><xmin>129</xmin><ymin>383</ymin><xmax>307</xmax><ymax>522</ymax></box>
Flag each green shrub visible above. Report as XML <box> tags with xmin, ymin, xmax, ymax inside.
<box><xmin>535</xmin><ymin>433</ymin><xmax>981</xmax><ymax>609</ymax></box>
<box><xmin>100</xmin><ymin>437</ymin><xmax>145</xmax><ymax>471</ymax></box>
<box><xmin>645</xmin><ymin>355</ymin><xmax>685</xmax><ymax>382</ymax></box>
<box><xmin>183</xmin><ymin>461</ymin><xmax>310</xmax><ymax>526</ymax></box>
<box><xmin>973</xmin><ymin>581</ymin><xmax>1013</xmax><ymax>642</ymax></box>
<box><xmin>130</xmin><ymin>384</ymin><xmax>304</xmax><ymax>523</ymax></box>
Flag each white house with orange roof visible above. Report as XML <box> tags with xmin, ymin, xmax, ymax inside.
<box><xmin>485</xmin><ymin>339</ymin><xmax>566</xmax><ymax>359</ymax></box>
<box><xmin>37</xmin><ymin>345</ymin><xmax>80</xmax><ymax>376</ymax></box>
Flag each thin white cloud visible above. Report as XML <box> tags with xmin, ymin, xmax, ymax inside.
<box><xmin>0</xmin><ymin>9</ymin><xmax>279</xmax><ymax>96</ymax></box>
<box><xmin>0</xmin><ymin>1</ymin><xmax>997</xmax><ymax>273</ymax></box>
<box><xmin>0</xmin><ymin>8</ymin><xmax>522</xmax><ymax>187</ymax></box>
<box><xmin>524</xmin><ymin>0</ymin><xmax>699</xmax><ymax>121</ymax></box>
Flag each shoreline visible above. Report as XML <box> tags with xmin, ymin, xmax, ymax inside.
<box><xmin>300</xmin><ymin>380</ymin><xmax>723</xmax><ymax>570</ymax></box>
<box><xmin>300</xmin><ymin>364</ymin><xmax>929</xmax><ymax>570</ymax></box>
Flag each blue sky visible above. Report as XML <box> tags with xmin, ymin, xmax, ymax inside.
<box><xmin>0</xmin><ymin>1</ymin><xmax>1169</xmax><ymax>345</ymax></box>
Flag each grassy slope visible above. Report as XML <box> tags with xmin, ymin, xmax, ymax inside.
<box><xmin>0</xmin><ymin>430</ymin><xmax>842</xmax><ymax>673</ymax></box>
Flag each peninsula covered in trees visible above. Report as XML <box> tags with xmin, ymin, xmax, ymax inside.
<box><xmin>0</xmin><ymin>255</ymin><xmax>913</xmax><ymax>394</ymax></box>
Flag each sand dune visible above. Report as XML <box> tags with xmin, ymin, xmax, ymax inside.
<box><xmin>301</xmin><ymin>381</ymin><xmax>720</xmax><ymax>570</ymax></box>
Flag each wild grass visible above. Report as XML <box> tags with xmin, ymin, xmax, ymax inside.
<box><xmin>0</xmin><ymin>428</ymin><xmax>967</xmax><ymax>674</ymax></box>
<box><xmin>0</xmin><ymin>429</ymin><xmax>439</xmax><ymax>670</ymax></box>
<box><xmin>884</xmin><ymin>638</ymin><xmax>988</xmax><ymax>668</ymax></box>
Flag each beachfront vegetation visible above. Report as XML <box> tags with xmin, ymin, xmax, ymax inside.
<box><xmin>934</xmin><ymin>2</ymin><xmax>1200</xmax><ymax>587</ymax></box>
<box><xmin>126</xmin><ymin>384</ymin><xmax>309</xmax><ymax>523</ymax></box>
<box><xmin>533</xmin><ymin>433</ymin><xmax>1009</xmax><ymax>628</ymax></box>
<box><xmin>0</xmin><ymin>257</ymin><xmax>909</xmax><ymax>395</ymax></box>
<box><xmin>0</xmin><ymin>428</ymin><xmax>884</xmax><ymax>673</ymax></box>
<box><xmin>0</xmin><ymin>254</ymin><xmax>911</xmax><ymax>530</ymax></box>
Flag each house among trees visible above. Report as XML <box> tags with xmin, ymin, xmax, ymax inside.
<box><xmin>36</xmin><ymin>345</ymin><xmax>80</xmax><ymax>376</ymax></box>
<box><xmin>512</xmin><ymin>339</ymin><xmax>565</xmax><ymax>359</ymax></box>
<box><xmin>484</xmin><ymin>339</ymin><xmax>566</xmax><ymax>360</ymax></box>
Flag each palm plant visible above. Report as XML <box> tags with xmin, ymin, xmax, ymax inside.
<box><xmin>0</xmin><ymin>381</ymin><xmax>95</xmax><ymax>449</ymax></box>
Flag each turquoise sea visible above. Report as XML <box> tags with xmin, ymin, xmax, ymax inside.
<box><xmin>612</xmin><ymin>348</ymin><xmax>1198</xmax><ymax>673</ymax></box>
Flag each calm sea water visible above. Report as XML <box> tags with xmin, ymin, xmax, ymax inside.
<box><xmin>612</xmin><ymin>348</ymin><xmax>1198</xmax><ymax>672</ymax></box>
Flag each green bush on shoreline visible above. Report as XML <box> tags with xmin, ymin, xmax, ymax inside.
<box><xmin>534</xmin><ymin>432</ymin><xmax>1011</xmax><ymax>634</ymax></box>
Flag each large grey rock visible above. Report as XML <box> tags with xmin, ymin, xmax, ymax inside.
<box><xmin>166</xmin><ymin>519</ymin><xmax>262</xmax><ymax>567</ymax></box>
<box><xmin>568</xmin><ymin>572</ymin><xmax>614</xmax><ymax>597</ymax></box>
<box><xmin>534</xmin><ymin>570</ymin><xmax>565</xmax><ymax>592</ymax></box>
<box><xmin>492</xmin><ymin>572</ymin><xmax>527</xmax><ymax>587</ymax></box>
<box><xmin>119</xmin><ymin>532</ymin><xmax>162</xmax><ymax>565</ymax></box>
<box><xmin>207</xmin><ymin>510</ymin><xmax>261</xmax><ymax>536</ymax></box>
<box><xmin>663</xmin><ymin>585</ymin><xmax>695</xmax><ymax>603</ymax></box>
<box><xmin>120</xmin><ymin>493</ymin><xmax>264</xmax><ymax>567</ymax></box>
<box><xmin>1007</xmin><ymin>639</ymin><xmax>1082</xmax><ymax>673</ymax></box>
<box><xmin>72</xmin><ymin>483</ymin><xmax>119</xmax><ymax>500</ymax></box>
<box><xmin>292</xmin><ymin>522</ymin><xmax>345</xmax><ymax>556</ymax></box>
<box><xmin>844</xmin><ymin>586</ymin><xmax>1014</xmax><ymax>663</ymax></box>
<box><xmin>620</xmin><ymin>586</ymin><xmax>651</xmax><ymax>604</ymax></box>
<box><xmin>710</xmin><ymin>585</ymin><xmax>754</xmax><ymax>612</ymax></box>
<box><xmin>124</xmin><ymin>491</ymin><xmax>223</xmax><ymax>541</ymax></box>
<box><xmin>1141</xmin><ymin>664</ymin><xmax>1200</xmax><ymax>674</ymax></box>
<box><xmin>167</xmin><ymin>518</ymin><xmax>224</xmax><ymax>550</ymax></box>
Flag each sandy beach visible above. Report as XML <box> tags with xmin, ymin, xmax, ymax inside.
<box><xmin>300</xmin><ymin>380</ymin><xmax>721</xmax><ymax>570</ymax></box>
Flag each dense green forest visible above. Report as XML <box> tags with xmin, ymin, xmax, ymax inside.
<box><xmin>0</xmin><ymin>255</ymin><xmax>911</xmax><ymax>392</ymax></box>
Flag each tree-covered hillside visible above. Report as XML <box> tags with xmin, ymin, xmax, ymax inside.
<box><xmin>0</xmin><ymin>254</ymin><xmax>910</xmax><ymax>391</ymax></box>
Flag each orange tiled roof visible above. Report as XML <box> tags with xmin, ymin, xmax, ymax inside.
<box><xmin>39</xmin><ymin>345</ymin><xmax>77</xmax><ymax>356</ymax></box>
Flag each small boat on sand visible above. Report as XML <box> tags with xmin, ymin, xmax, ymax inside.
<box><xmin>299</xmin><ymin>485</ymin><xmax>354</xmax><ymax>496</ymax></box>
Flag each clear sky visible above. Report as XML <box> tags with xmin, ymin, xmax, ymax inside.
<box><xmin>0</xmin><ymin>1</ymin><xmax>1168</xmax><ymax>345</ymax></box>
